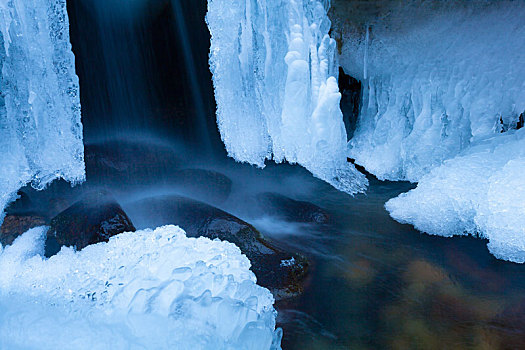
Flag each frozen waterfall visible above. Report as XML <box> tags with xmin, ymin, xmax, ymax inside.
<box><xmin>206</xmin><ymin>0</ymin><xmax>367</xmax><ymax>195</ymax></box>
<box><xmin>336</xmin><ymin>1</ymin><xmax>525</xmax><ymax>182</ymax></box>
<box><xmin>0</xmin><ymin>0</ymin><xmax>85</xmax><ymax>221</ymax></box>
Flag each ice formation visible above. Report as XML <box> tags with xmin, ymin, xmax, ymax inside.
<box><xmin>326</xmin><ymin>1</ymin><xmax>525</xmax><ymax>262</ymax></box>
<box><xmin>207</xmin><ymin>0</ymin><xmax>367</xmax><ymax>194</ymax></box>
<box><xmin>386</xmin><ymin>129</ymin><xmax>525</xmax><ymax>263</ymax></box>
<box><xmin>337</xmin><ymin>1</ymin><xmax>525</xmax><ymax>182</ymax></box>
<box><xmin>0</xmin><ymin>225</ymin><xmax>282</xmax><ymax>349</ymax></box>
<box><xmin>0</xmin><ymin>0</ymin><xmax>84</xmax><ymax>222</ymax></box>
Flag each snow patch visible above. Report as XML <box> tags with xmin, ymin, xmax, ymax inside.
<box><xmin>387</xmin><ymin>129</ymin><xmax>525</xmax><ymax>263</ymax></box>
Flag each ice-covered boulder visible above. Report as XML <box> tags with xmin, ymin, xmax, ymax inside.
<box><xmin>207</xmin><ymin>0</ymin><xmax>367</xmax><ymax>195</ymax></box>
<box><xmin>0</xmin><ymin>225</ymin><xmax>282</xmax><ymax>349</ymax></box>
<box><xmin>124</xmin><ymin>195</ymin><xmax>309</xmax><ymax>299</ymax></box>
<box><xmin>386</xmin><ymin>129</ymin><xmax>525</xmax><ymax>263</ymax></box>
<box><xmin>0</xmin><ymin>0</ymin><xmax>85</xmax><ymax>222</ymax></box>
<box><xmin>45</xmin><ymin>191</ymin><xmax>136</xmax><ymax>257</ymax></box>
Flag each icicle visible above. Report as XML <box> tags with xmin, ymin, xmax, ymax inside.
<box><xmin>363</xmin><ymin>24</ymin><xmax>369</xmax><ymax>80</ymax></box>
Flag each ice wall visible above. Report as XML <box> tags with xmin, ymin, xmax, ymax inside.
<box><xmin>335</xmin><ymin>1</ymin><xmax>525</xmax><ymax>182</ymax></box>
<box><xmin>0</xmin><ymin>225</ymin><xmax>282</xmax><ymax>349</ymax></box>
<box><xmin>0</xmin><ymin>0</ymin><xmax>84</xmax><ymax>221</ymax></box>
<box><xmin>326</xmin><ymin>1</ymin><xmax>525</xmax><ymax>262</ymax></box>
<box><xmin>207</xmin><ymin>0</ymin><xmax>367</xmax><ymax>194</ymax></box>
<box><xmin>386</xmin><ymin>129</ymin><xmax>525</xmax><ymax>263</ymax></box>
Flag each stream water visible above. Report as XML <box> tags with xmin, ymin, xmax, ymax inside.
<box><xmin>191</xmin><ymin>160</ymin><xmax>524</xmax><ymax>350</ymax></box>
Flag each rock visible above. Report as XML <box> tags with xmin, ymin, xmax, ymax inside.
<box><xmin>256</xmin><ymin>192</ymin><xmax>330</xmax><ymax>224</ymax></box>
<box><xmin>7</xmin><ymin>180</ymin><xmax>87</xmax><ymax>220</ymax></box>
<box><xmin>0</xmin><ymin>215</ymin><xmax>46</xmax><ymax>246</ymax></box>
<box><xmin>171</xmin><ymin>168</ymin><xmax>232</xmax><ymax>204</ymax></box>
<box><xmin>84</xmin><ymin>140</ymin><xmax>180</xmax><ymax>186</ymax></box>
<box><xmin>46</xmin><ymin>191</ymin><xmax>136</xmax><ymax>257</ymax></box>
<box><xmin>124</xmin><ymin>195</ymin><xmax>308</xmax><ymax>299</ymax></box>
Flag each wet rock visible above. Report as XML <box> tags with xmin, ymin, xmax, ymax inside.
<box><xmin>171</xmin><ymin>168</ymin><xmax>232</xmax><ymax>204</ymax></box>
<box><xmin>6</xmin><ymin>180</ymin><xmax>89</xmax><ymax>220</ymax></box>
<box><xmin>0</xmin><ymin>215</ymin><xmax>46</xmax><ymax>246</ymax></box>
<box><xmin>84</xmin><ymin>140</ymin><xmax>180</xmax><ymax>186</ymax></box>
<box><xmin>124</xmin><ymin>195</ymin><xmax>308</xmax><ymax>299</ymax></box>
<box><xmin>46</xmin><ymin>191</ymin><xmax>135</xmax><ymax>257</ymax></box>
<box><xmin>256</xmin><ymin>192</ymin><xmax>330</xmax><ymax>224</ymax></box>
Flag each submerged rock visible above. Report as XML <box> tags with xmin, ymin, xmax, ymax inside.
<box><xmin>256</xmin><ymin>192</ymin><xmax>330</xmax><ymax>224</ymax></box>
<box><xmin>0</xmin><ymin>215</ymin><xmax>46</xmax><ymax>246</ymax></box>
<box><xmin>124</xmin><ymin>194</ymin><xmax>308</xmax><ymax>299</ymax></box>
<box><xmin>84</xmin><ymin>140</ymin><xmax>180</xmax><ymax>186</ymax></box>
<box><xmin>46</xmin><ymin>191</ymin><xmax>136</xmax><ymax>257</ymax></box>
<box><xmin>171</xmin><ymin>168</ymin><xmax>232</xmax><ymax>204</ymax></box>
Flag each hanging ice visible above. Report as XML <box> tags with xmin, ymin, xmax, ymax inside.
<box><xmin>335</xmin><ymin>1</ymin><xmax>525</xmax><ymax>182</ymax></box>
<box><xmin>0</xmin><ymin>0</ymin><xmax>85</xmax><ymax>222</ymax></box>
<box><xmin>0</xmin><ymin>225</ymin><xmax>282</xmax><ymax>349</ymax></box>
<box><xmin>327</xmin><ymin>1</ymin><xmax>525</xmax><ymax>262</ymax></box>
<box><xmin>206</xmin><ymin>0</ymin><xmax>367</xmax><ymax>194</ymax></box>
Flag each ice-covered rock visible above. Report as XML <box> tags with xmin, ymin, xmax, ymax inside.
<box><xmin>386</xmin><ymin>129</ymin><xmax>525</xmax><ymax>263</ymax></box>
<box><xmin>207</xmin><ymin>0</ymin><xmax>367</xmax><ymax>194</ymax></box>
<box><xmin>0</xmin><ymin>225</ymin><xmax>282</xmax><ymax>349</ymax></box>
<box><xmin>0</xmin><ymin>0</ymin><xmax>84</xmax><ymax>222</ymax></box>
<box><xmin>334</xmin><ymin>1</ymin><xmax>525</xmax><ymax>181</ymax></box>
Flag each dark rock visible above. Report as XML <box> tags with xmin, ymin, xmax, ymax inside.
<box><xmin>171</xmin><ymin>168</ymin><xmax>232</xmax><ymax>204</ymax></box>
<box><xmin>256</xmin><ymin>192</ymin><xmax>330</xmax><ymax>224</ymax></box>
<box><xmin>84</xmin><ymin>140</ymin><xmax>180</xmax><ymax>186</ymax></box>
<box><xmin>4</xmin><ymin>190</ymin><xmax>33</xmax><ymax>215</ymax></box>
<box><xmin>124</xmin><ymin>195</ymin><xmax>308</xmax><ymax>299</ymax></box>
<box><xmin>0</xmin><ymin>215</ymin><xmax>46</xmax><ymax>246</ymax></box>
<box><xmin>46</xmin><ymin>191</ymin><xmax>136</xmax><ymax>257</ymax></box>
<box><xmin>7</xmin><ymin>180</ymin><xmax>88</xmax><ymax>220</ymax></box>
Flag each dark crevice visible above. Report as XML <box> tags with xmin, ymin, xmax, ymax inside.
<box><xmin>338</xmin><ymin>67</ymin><xmax>362</xmax><ymax>141</ymax></box>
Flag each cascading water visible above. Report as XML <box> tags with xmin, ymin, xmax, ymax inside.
<box><xmin>67</xmin><ymin>0</ymin><xmax>220</xmax><ymax>155</ymax></box>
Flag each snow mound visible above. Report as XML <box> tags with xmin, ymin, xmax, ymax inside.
<box><xmin>0</xmin><ymin>225</ymin><xmax>282</xmax><ymax>349</ymax></box>
<box><xmin>207</xmin><ymin>0</ymin><xmax>367</xmax><ymax>194</ymax></box>
<box><xmin>386</xmin><ymin>129</ymin><xmax>525</xmax><ymax>263</ymax></box>
<box><xmin>0</xmin><ymin>0</ymin><xmax>85</xmax><ymax>221</ymax></box>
